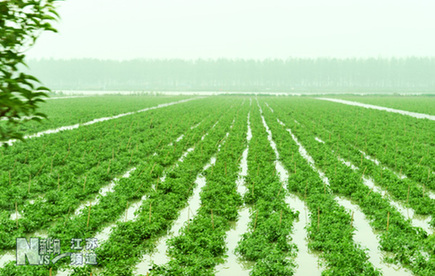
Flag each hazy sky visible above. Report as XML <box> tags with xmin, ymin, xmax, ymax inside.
<box><xmin>27</xmin><ymin>0</ymin><xmax>435</xmax><ymax>60</ymax></box>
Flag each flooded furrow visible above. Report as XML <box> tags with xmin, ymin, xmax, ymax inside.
<box><xmin>358</xmin><ymin>149</ymin><xmax>435</xmax><ymax>199</ymax></box>
<box><xmin>74</xmin><ymin>168</ymin><xmax>137</xmax><ymax>216</ymax></box>
<box><xmin>265</xmin><ymin>102</ymin><xmax>274</xmax><ymax>113</ymax></box>
<box><xmin>3</xmin><ymin>104</ymin><xmax>206</xmax><ymax>271</ymax></box>
<box><xmin>316</xmin><ymin>98</ymin><xmax>435</xmax><ymax>121</ymax></box>
<box><xmin>284</xmin><ymin>194</ymin><xmax>322</xmax><ymax>275</ymax></box>
<box><xmin>0</xmin><ymin>251</ymin><xmax>15</xmax><ymax>268</ymax></box>
<box><xmin>287</xmin><ymin>129</ymin><xmax>330</xmax><ymax>186</ymax></box>
<box><xmin>93</xmin><ymin>123</ymin><xmax>214</xmax><ymax>247</ymax></box>
<box><xmin>134</xmin><ymin>129</ymin><xmax>231</xmax><ymax>274</ymax></box>
<box><xmin>56</xmin><ymin>198</ymin><xmax>145</xmax><ymax>276</ymax></box>
<box><xmin>1</xmin><ymin>98</ymin><xmax>199</xmax><ymax>147</ymax></box>
<box><xmin>216</xmin><ymin>113</ymin><xmax>252</xmax><ymax>275</ymax></box>
<box><xmin>201</xmin><ymin>121</ymin><xmax>219</xmax><ymax>141</ymax></box>
<box><xmin>283</xmin><ymin>122</ymin><xmax>411</xmax><ymax>274</ymax></box>
<box><xmin>258</xmin><ymin>104</ymin><xmax>322</xmax><ymax>275</ymax></box>
<box><xmin>336</xmin><ymin>197</ymin><xmax>412</xmax><ymax>275</ymax></box>
<box><xmin>0</xmin><ymin>230</ymin><xmax>48</xmax><ymax>269</ymax></box>
<box><xmin>134</xmin><ymin>155</ymin><xmax>218</xmax><ymax>274</ymax></box>
<box><xmin>215</xmin><ymin>208</ymin><xmax>252</xmax><ymax>275</ymax></box>
<box><xmin>337</xmin><ymin>156</ymin><xmax>434</xmax><ymax>235</ymax></box>
<box><xmin>168</xmin><ymin>134</ymin><xmax>184</xmax><ymax>146</ymax></box>
<box><xmin>191</xmin><ymin>120</ymin><xmax>203</xmax><ymax>130</ymax></box>
<box><xmin>56</xmin><ymin>123</ymin><xmax>215</xmax><ymax>275</ymax></box>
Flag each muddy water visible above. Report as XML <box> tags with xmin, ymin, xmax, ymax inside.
<box><xmin>0</xmin><ymin>229</ymin><xmax>49</xmax><ymax>268</ymax></box>
<box><xmin>216</xmin><ymin>113</ymin><xmax>253</xmax><ymax>275</ymax></box>
<box><xmin>317</xmin><ymin>98</ymin><xmax>435</xmax><ymax>121</ymax></box>
<box><xmin>284</xmin><ymin>194</ymin><xmax>323</xmax><ymax>276</ymax></box>
<box><xmin>1</xmin><ymin>98</ymin><xmax>199</xmax><ymax>147</ymax></box>
<box><xmin>315</xmin><ymin>137</ymin><xmax>325</xmax><ymax>144</ymax></box>
<box><xmin>258</xmin><ymin>104</ymin><xmax>322</xmax><ymax>275</ymax></box>
<box><xmin>74</xmin><ymin>168</ymin><xmax>137</xmax><ymax>216</ymax></box>
<box><xmin>134</xmin><ymin>164</ymin><xmax>213</xmax><ymax>274</ymax></box>
<box><xmin>359</xmin><ymin>150</ymin><xmax>435</xmax><ymax>200</ymax></box>
<box><xmin>339</xmin><ymin>156</ymin><xmax>434</xmax><ymax>235</ymax></box>
<box><xmin>283</xmin><ymin>120</ymin><xmax>413</xmax><ymax>274</ymax></box>
<box><xmin>215</xmin><ymin>208</ymin><xmax>252</xmax><ymax>275</ymax></box>
<box><xmin>56</xmin><ymin>199</ymin><xmax>145</xmax><ymax>276</ymax></box>
<box><xmin>134</xmin><ymin>129</ymin><xmax>230</xmax><ymax>274</ymax></box>
<box><xmin>286</xmin><ymin>129</ymin><xmax>330</xmax><ymax>186</ymax></box>
<box><xmin>336</xmin><ymin>197</ymin><xmax>412</xmax><ymax>275</ymax></box>
<box><xmin>0</xmin><ymin>251</ymin><xmax>15</xmax><ymax>268</ymax></box>
<box><xmin>265</xmin><ymin>102</ymin><xmax>274</xmax><ymax>113</ymax></box>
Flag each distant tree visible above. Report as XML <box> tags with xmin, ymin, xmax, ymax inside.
<box><xmin>0</xmin><ymin>0</ymin><xmax>60</xmax><ymax>143</ymax></box>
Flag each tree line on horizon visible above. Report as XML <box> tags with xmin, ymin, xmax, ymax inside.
<box><xmin>26</xmin><ymin>57</ymin><xmax>435</xmax><ymax>93</ymax></box>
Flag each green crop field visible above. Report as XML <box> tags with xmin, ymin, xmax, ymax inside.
<box><xmin>0</xmin><ymin>95</ymin><xmax>433</xmax><ymax>276</ymax></box>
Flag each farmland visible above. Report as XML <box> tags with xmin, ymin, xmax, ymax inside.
<box><xmin>0</xmin><ymin>95</ymin><xmax>434</xmax><ymax>275</ymax></box>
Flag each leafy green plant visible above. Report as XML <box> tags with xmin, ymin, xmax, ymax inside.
<box><xmin>0</xmin><ymin>0</ymin><xmax>61</xmax><ymax>142</ymax></box>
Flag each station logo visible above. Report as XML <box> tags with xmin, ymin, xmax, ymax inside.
<box><xmin>16</xmin><ymin>238</ymin><xmax>98</xmax><ymax>265</ymax></box>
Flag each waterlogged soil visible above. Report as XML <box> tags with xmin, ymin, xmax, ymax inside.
<box><xmin>285</xmin><ymin>194</ymin><xmax>323</xmax><ymax>276</ymax></box>
<box><xmin>317</xmin><ymin>98</ymin><xmax>435</xmax><ymax>121</ymax></box>
<box><xmin>134</xmin><ymin>158</ymin><xmax>215</xmax><ymax>274</ymax></box>
<box><xmin>135</xmin><ymin>128</ymin><xmax>230</xmax><ymax>273</ymax></box>
<box><xmin>215</xmin><ymin>208</ymin><xmax>253</xmax><ymax>276</ymax></box>
<box><xmin>361</xmin><ymin>173</ymin><xmax>433</xmax><ymax>235</ymax></box>
<box><xmin>56</xmin><ymin>199</ymin><xmax>144</xmax><ymax>276</ymax></box>
<box><xmin>359</xmin><ymin>150</ymin><xmax>435</xmax><ymax>200</ymax></box>
<box><xmin>338</xmin><ymin>155</ymin><xmax>433</xmax><ymax>234</ymax></box>
<box><xmin>336</xmin><ymin>197</ymin><xmax>412</xmax><ymax>275</ymax></box>
<box><xmin>0</xmin><ymin>229</ymin><xmax>48</xmax><ymax>269</ymax></box>
<box><xmin>1</xmin><ymin>98</ymin><xmax>196</xmax><ymax>147</ymax></box>
<box><xmin>216</xmin><ymin>114</ymin><xmax>254</xmax><ymax>274</ymax></box>
<box><xmin>259</xmin><ymin>108</ymin><xmax>322</xmax><ymax>275</ymax></box>
<box><xmin>74</xmin><ymin>168</ymin><xmax>137</xmax><ymax>216</ymax></box>
<box><xmin>282</xmin><ymin>120</ymin><xmax>410</xmax><ymax>275</ymax></box>
<box><xmin>0</xmin><ymin>250</ymin><xmax>15</xmax><ymax>268</ymax></box>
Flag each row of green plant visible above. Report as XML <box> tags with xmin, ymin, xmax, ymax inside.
<box><xmin>267</xmin><ymin>97</ymin><xmax>434</xmax><ymax>190</ymax></box>
<box><xmin>336</xmin><ymin>96</ymin><xmax>435</xmax><ymax>116</ymax></box>
<box><xmin>230</xmin><ymin>103</ymin><xmax>298</xmax><ymax>275</ymax></box>
<box><xmin>0</xmin><ymin>99</ymin><xmax>215</xmax><ymax>251</ymax></box>
<box><xmin>0</xmin><ymin>99</ymin><xmax>237</xmax><ymax>275</ymax></box>
<box><xmin>81</xmin><ymin>100</ymin><xmax>243</xmax><ymax>275</ymax></box>
<box><xmin>270</xmin><ymin>98</ymin><xmax>435</xmax><ymax>224</ymax></box>
<box><xmin>0</xmin><ymin>95</ymin><xmax>189</xmax><ymax>135</ymax></box>
<box><xmin>0</xmin><ymin>105</ymin><xmax>224</xmax><ymax>275</ymax></box>
<box><xmin>263</xmin><ymin>100</ymin><xmax>435</xmax><ymax>275</ymax></box>
<box><xmin>256</xmin><ymin>102</ymin><xmax>378</xmax><ymax>275</ymax></box>
<box><xmin>0</xmin><ymin>98</ymin><xmax>205</xmax><ymax>210</ymax></box>
<box><xmin>151</xmin><ymin>102</ymin><xmax>249</xmax><ymax>275</ymax></box>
